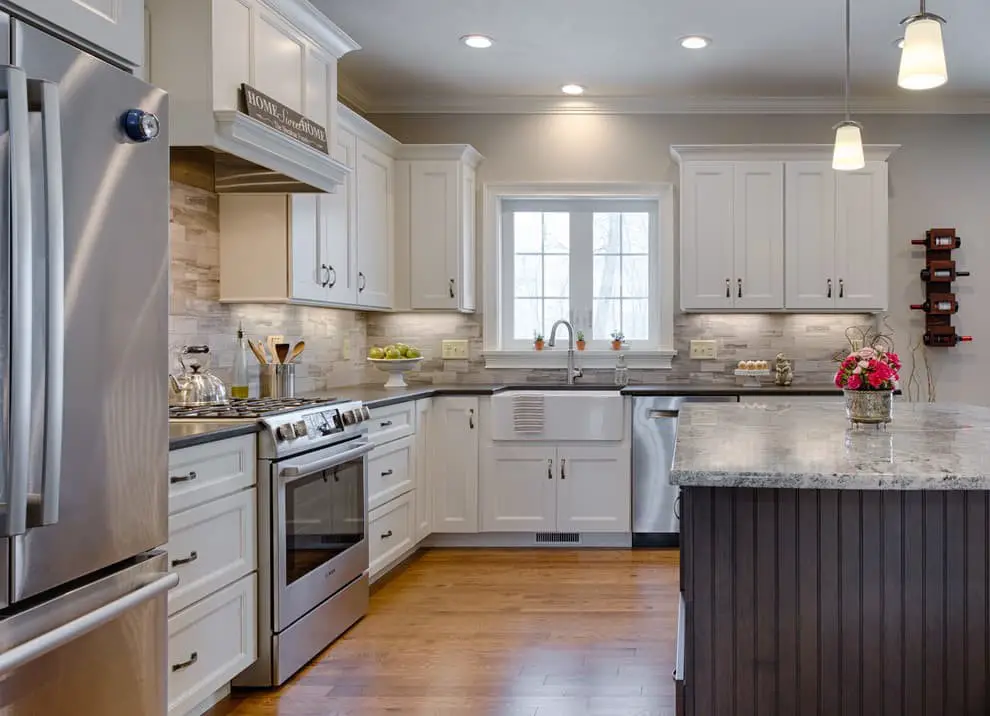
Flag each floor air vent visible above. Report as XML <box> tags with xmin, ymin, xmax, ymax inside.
<box><xmin>535</xmin><ymin>532</ymin><xmax>581</xmax><ymax>544</ymax></box>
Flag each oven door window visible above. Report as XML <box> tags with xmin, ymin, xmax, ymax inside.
<box><xmin>284</xmin><ymin>457</ymin><xmax>365</xmax><ymax>585</ymax></box>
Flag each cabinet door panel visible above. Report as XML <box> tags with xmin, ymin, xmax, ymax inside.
<box><xmin>835</xmin><ymin>162</ymin><xmax>888</xmax><ymax>311</ymax></box>
<box><xmin>556</xmin><ymin>447</ymin><xmax>630</xmax><ymax>533</ymax></box>
<box><xmin>432</xmin><ymin>398</ymin><xmax>479</xmax><ymax>533</ymax></box>
<box><xmin>289</xmin><ymin>195</ymin><xmax>325</xmax><ymax>303</ymax></box>
<box><xmin>414</xmin><ymin>399</ymin><xmax>432</xmax><ymax>541</ymax></box>
<box><xmin>481</xmin><ymin>446</ymin><xmax>556</xmax><ymax>532</ymax></box>
<box><xmin>356</xmin><ymin>140</ymin><xmax>393</xmax><ymax>308</ymax></box>
<box><xmin>18</xmin><ymin>0</ymin><xmax>145</xmax><ymax>66</ymax></box>
<box><xmin>252</xmin><ymin>7</ymin><xmax>305</xmax><ymax>111</ymax></box>
<box><xmin>680</xmin><ymin>164</ymin><xmax>734</xmax><ymax>310</ymax></box>
<box><xmin>733</xmin><ymin>163</ymin><xmax>784</xmax><ymax>309</ymax></box>
<box><xmin>459</xmin><ymin>167</ymin><xmax>477</xmax><ymax>312</ymax></box>
<box><xmin>322</xmin><ymin>130</ymin><xmax>357</xmax><ymax>305</ymax></box>
<box><xmin>785</xmin><ymin>162</ymin><xmax>836</xmax><ymax>310</ymax></box>
<box><xmin>410</xmin><ymin>162</ymin><xmax>459</xmax><ymax>309</ymax></box>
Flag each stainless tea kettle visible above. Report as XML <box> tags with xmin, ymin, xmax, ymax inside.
<box><xmin>168</xmin><ymin>345</ymin><xmax>230</xmax><ymax>406</ymax></box>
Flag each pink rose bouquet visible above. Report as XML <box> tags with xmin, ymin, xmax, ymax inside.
<box><xmin>834</xmin><ymin>346</ymin><xmax>901</xmax><ymax>391</ymax></box>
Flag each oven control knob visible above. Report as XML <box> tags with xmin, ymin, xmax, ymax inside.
<box><xmin>341</xmin><ymin>410</ymin><xmax>356</xmax><ymax>426</ymax></box>
<box><xmin>360</xmin><ymin>406</ymin><xmax>371</xmax><ymax>420</ymax></box>
<box><xmin>276</xmin><ymin>423</ymin><xmax>296</xmax><ymax>441</ymax></box>
<box><xmin>293</xmin><ymin>420</ymin><xmax>308</xmax><ymax>437</ymax></box>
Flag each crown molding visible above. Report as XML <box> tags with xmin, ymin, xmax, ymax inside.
<box><xmin>395</xmin><ymin>144</ymin><xmax>485</xmax><ymax>167</ymax></box>
<box><xmin>338</xmin><ymin>104</ymin><xmax>401</xmax><ymax>156</ymax></box>
<box><xmin>353</xmin><ymin>93</ymin><xmax>990</xmax><ymax>115</ymax></box>
<box><xmin>670</xmin><ymin>144</ymin><xmax>901</xmax><ymax>163</ymax></box>
<box><xmin>264</xmin><ymin>0</ymin><xmax>360</xmax><ymax>58</ymax></box>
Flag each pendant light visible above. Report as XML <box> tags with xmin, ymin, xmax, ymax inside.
<box><xmin>898</xmin><ymin>0</ymin><xmax>948</xmax><ymax>90</ymax></box>
<box><xmin>833</xmin><ymin>0</ymin><xmax>865</xmax><ymax>171</ymax></box>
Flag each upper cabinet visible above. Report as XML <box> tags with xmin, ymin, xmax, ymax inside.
<box><xmin>147</xmin><ymin>0</ymin><xmax>359</xmax><ymax>192</ymax></box>
<box><xmin>11</xmin><ymin>0</ymin><xmax>145</xmax><ymax>66</ymax></box>
<box><xmin>395</xmin><ymin>146</ymin><xmax>484</xmax><ymax>312</ymax></box>
<box><xmin>673</xmin><ymin>145</ymin><xmax>896</xmax><ymax>313</ymax></box>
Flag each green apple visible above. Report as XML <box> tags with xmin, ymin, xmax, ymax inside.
<box><xmin>394</xmin><ymin>343</ymin><xmax>410</xmax><ymax>357</ymax></box>
<box><xmin>385</xmin><ymin>347</ymin><xmax>402</xmax><ymax>359</ymax></box>
<box><xmin>368</xmin><ymin>346</ymin><xmax>385</xmax><ymax>360</ymax></box>
<box><xmin>406</xmin><ymin>347</ymin><xmax>422</xmax><ymax>359</ymax></box>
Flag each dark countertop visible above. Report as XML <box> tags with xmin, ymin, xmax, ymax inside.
<box><xmin>169</xmin><ymin>421</ymin><xmax>260</xmax><ymax>450</ymax></box>
<box><xmin>305</xmin><ymin>382</ymin><xmax>844</xmax><ymax>409</ymax></box>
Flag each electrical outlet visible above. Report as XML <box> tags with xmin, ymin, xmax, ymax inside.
<box><xmin>441</xmin><ymin>339</ymin><xmax>469</xmax><ymax>360</ymax></box>
<box><xmin>690</xmin><ymin>340</ymin><xmax>718</xmax><ymax>360</ymax></box>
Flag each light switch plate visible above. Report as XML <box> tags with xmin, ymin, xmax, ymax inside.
<box><xmin>690</xmin><ymin>340</ymin><xmax>718</xmax><ymax>360</ymax></box>
<box><xmin>442</xmin><ymin>339</ymin><xmax>469</xmax><ymax>360</ymax></box>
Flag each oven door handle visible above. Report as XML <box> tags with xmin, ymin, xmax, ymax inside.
<box><xmin>279</xmin><ymin>442</ymin><xmax>374</xmax><ymax>481</ymax></box>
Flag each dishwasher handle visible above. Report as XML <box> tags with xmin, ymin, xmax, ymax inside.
<box><xmin>648</xmin><ymin>409</ymin><xmax>680</xmax><ymax>419</ymax></box>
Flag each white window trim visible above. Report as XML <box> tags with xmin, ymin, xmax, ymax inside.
<box><xmin>482</xmin><ymin>182</ymin><xmax>676</xmax><ymax>370</ymax></box>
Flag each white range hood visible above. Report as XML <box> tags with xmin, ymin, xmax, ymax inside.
<box><xmin>148</xmin><ymin>0</ymin><xmax>359</xmax><ymax>193</ymax></box>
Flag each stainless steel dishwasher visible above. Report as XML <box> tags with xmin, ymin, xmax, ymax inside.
<box><xmin>632</xmin><ymin>395</ymin><xmax>738</xmax><ymax>547</ymax></box>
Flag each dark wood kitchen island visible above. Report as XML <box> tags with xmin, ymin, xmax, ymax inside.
<box><xmin>672</xmin><ymin>401</ymin><xmax>990</xmax><ymax>716</ymax></box>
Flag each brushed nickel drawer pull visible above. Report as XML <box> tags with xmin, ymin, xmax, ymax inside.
<box><xmin>169</xmin><ymin>470</ymin><xmax>197</xmax><ymax>484</ymax></box>
<box><xmin>170</xmin><ymin>551</ymin><xmax>198</xmax><ymax>567</ymax></box>
<box><xmin>381</xmin><ymin>530</ymin><xmax>393</xmax><ymax>539</ymax></box>
<box><xmin>379</xmin><ymin>420</ymin><xmax>393</xmax><ymax>428</ymax></box>
<box><xmin>171</xmin><ymin>652</ymin><xmax>198</xmax><ymax>672</ymax></box>
<box><xmin>381</xmin><ymin>469</ymin><xmax>394</xmax><ymax>477</ymax></box>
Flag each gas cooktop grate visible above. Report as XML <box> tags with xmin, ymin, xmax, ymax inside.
<box><xmin>169</xmin><ymin>397</ymin><xmax>337</xmax><ymax>420</ymax></box>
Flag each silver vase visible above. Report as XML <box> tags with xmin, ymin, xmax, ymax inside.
<box><xmin>844</xmin><ymin>389</ymin><xmax>893</xmax><ymax>425</ymax></box>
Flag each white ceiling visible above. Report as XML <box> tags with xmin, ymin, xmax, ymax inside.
<box><xmin>314</xmin><ymin>0</ymin><xmax>990</xmax><ymax>113</ymax></box>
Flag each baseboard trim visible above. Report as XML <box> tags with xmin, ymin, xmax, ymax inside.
<box><xmin>370</xmin><ymin>545</ymin><xmax>425</xmax><ymax>591</ymax></box>
<box><xmin>424</xmin><ymin>532</ymin><xmax>632</xmax><ymax>548</ymax></box>
<box><xmin>188</xmin><ymin>683</ymin><xmax>230</xmax><ymax>716</ymax></box>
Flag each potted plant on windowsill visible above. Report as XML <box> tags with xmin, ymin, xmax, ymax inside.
<box><xmin>833</xmin><ymin>345</ymin><xmax>901</xmax><ymax>425</ymax></box>
<box><xmin>533</xmin><ymin>332</ymin><xmax>545</xmax><ymax>351</ymax></box>
<box><xmin>610</xmin><ymin>330</ymin><xmax>625</xmax><ymax>351</ymax></box>
<box><xmin>576</xmin><ymin>331</ymin><xmax>586</xmax><ymax>351</ymax></box>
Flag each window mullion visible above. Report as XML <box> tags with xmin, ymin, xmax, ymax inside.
<box><xmin>570</xmin><ymin>209</ymin><xmax>594</xmax><ymax>336</ymax></box>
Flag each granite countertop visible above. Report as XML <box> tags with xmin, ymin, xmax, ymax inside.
<box><xmin>308</xmin><ymin>382</ymin><xmax>843</xmax><ymax>409</ymax></box>
<box><xmin>169</xmin><ymin>421</ymin><xmax>260</xmax><ymax>450</ymax></box>
<box><xmin>672</xmin><ymin>401</ymin><xmax>990</xmax><ymax>490</ymax></box>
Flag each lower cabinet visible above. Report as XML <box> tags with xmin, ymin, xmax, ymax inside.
<box><xmin>431</xmin><ymin>397</ymin><xmax>480</xmax><ymax>533</ymax></box>
<box><xmin>414</xmin><ymin>398</ymin><xmax>433</xmax><ymax>541</ymax></box>
<box><xmin>369</xmin><ymin>490</ymin><xmax>415</xmax><ymax>579</ymax></box>
<box><xmin>367</xmin><ymin>435</ymin><xmax>413</xmax><ymax>510</ymax></box>
<box><xmin>167</xmin><ymin>574</ymin><xmax>257</xmax><ymax>716</ymax></box>
<box><xmin>481</xmin><ymin>444</ymin><xmax>630</xmax><ymax>533</ymax></box>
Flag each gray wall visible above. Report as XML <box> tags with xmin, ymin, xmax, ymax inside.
<box><xmin>371</xmin><ymin>113</ymin><xmax>990</xmax><ymax>403</ymax></box>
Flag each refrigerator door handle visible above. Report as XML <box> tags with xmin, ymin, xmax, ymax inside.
<box><xmin>1</xmin><ymin>66</ymin><xmax>34</xmax><ymax>537</ymax></box>
<box><xmin>0</xmin><ymin>571</ymin><xmax>177</xmax><ymax>676</ymax></box>
<box><xmin>29</xmin><ymin>78</ymin><xmax>64</xmax><ymax>526</ymax></box>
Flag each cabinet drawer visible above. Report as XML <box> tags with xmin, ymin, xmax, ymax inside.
<box><xmin>369</xmin><ymin>491</ymin><xmax>414</xmax><ymax>578</ymax></box>
<box><xmin>167</xmin><ymin>489</ymin><xmax>257</xmax><ymax>616</ymax></box>
<box><xmin>368</xmin><ymin>436</ymin><xmax>414</xmax><ymax>510</ymax></box>
<box><xmin>368</xmin><ymin>402</ymin><xmax>415</xmax><ymax>446</ymax></box>
<box><xmin>167</xmin><ymin>574</ymin><xmax>257</xmax><ymax>716</ymax></box>
<box><xmin>168</xmin><ymin>436</ymin><xmax>255</xmax><ymax>515</ymax></box>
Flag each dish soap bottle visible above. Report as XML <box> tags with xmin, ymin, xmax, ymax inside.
<box><xmin>614</xmin><ymin>353</ymin><xmax>628</xmax><ymax>387</ymax></box>
<box><xmin>231</xmin><ymin>321</ymin><xmax>249</xmax><ymax>399</ymax></box>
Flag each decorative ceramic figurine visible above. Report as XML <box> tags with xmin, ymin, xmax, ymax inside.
<box><xmin>774</xmin><ymin>353</ymin><xmax>794</xmax><ymax>386</ymax></box>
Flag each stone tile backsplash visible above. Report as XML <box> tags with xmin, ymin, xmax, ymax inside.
<box><xmin>170</xmin><ymin>180</ymin><xmax>871</xmax><ymax>391</ymax></box>
<box><xmin>169</xmin><ymin>182</ymin><xmax>371</xmax><ymax>394</ymax></box>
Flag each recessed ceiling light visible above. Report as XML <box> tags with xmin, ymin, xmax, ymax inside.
<box><xmin>461</xmin><ymin>34</ymin><xmax>493</xmax><ymax>49</ymax></box>
<box><xmin>560</xmin><ymin>84</ymin><xmax>585</xmax><ymax>95</ymax></box>
<box><xmin>893</xmin><ymin>37</ymin><xmax>905</xmax><ymax>49</ymax></box>
<box><xmin>679</xmin><ymin>35</ymin><xmax>711</xmax><ymax>49</ymax></box>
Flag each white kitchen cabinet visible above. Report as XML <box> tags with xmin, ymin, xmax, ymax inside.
<box><xmin>369</xmin><ymin>491</ymin><xmax>415</xmax><ymax>579</ymax></box>
<box><xmin>679</xmin><ymin>162</ymin><xmax>783</xmax><ymax>311</ymax></box>
<box><xmin>367</xmin><ymin>435</ymin><xmax>414</xmax><ymax>511</ymax></box>
<box><xmin>480</xmin><ymin>446</ymin><xmax>557</xmax><ymax>532</ymax></box>
<box><xmin>395</xmin><ymin>145</ymin><xmax>484</xmax><ymax>312</ymax></box>
<box><xmin>555</xmin><ymin>446</ymin><xmax>630</xmax><ymax>533</ymax></box>
<box><xmin>785</xmin><ymin>160</ymin><xmax>889</xmax><ymax>311</ymax></box>
<box><xmin>413</xmin><ymin>399</ymin><xmax>433</xmax><ymax>541</ymax></box>
<box><xmin>319</xmin><ymin>129</ymin><xmax>358</xmax><ymax>306</ymax></box>
<box><xmin>355</xmin><ymin>139</ymin><xmax>394</xmax><ymax>309</ymax></box>
<box><xmin>14</xmin><ymin>0</ymin><xmax>144</xmax><ymax>66</ymax></box>
<box><xmin>432</xmin><ymin>397</ymin><xmax>480</xmax><ymax>533</ymax></box>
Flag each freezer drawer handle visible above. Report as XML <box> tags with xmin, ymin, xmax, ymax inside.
<box><xmin>648</xmin><ymin>410</ymin><xmax>680</xmax><ymax>419</ymax></box>
<box><xmin>171</xmin><ymin>551</ymin><xmax>198</xmax><ymax>567</ymax></box>
<box><xmin>169</xmin><ymin>470</ymin><xmax>197</xmax><ymax>484</ymax></box>
<box><xmin>0</xmin><ymin>571</ymin><xmax>178</xmax><ymax>676</ymax></box>
<box><xmin>171</xmin><ymin>652</ymin><xmax>198</xmax><ymax>672</ymax></box>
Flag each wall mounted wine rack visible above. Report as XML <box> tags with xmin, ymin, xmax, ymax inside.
<box><xmin>912</xmin><ymin>228</ymin><xmax>972</xmax><ymax>347</ymax></box>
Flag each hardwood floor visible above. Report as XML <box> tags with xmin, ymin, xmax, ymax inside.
<box><xmin>209</xmin><ymin>548</ymin><xmax>680</xmax><ymax>716</ymax></box>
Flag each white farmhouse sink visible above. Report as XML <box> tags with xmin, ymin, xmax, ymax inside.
<box><xmin>490</xmin><ymin>391</ymin><xmax>625</xmax><ymax>441</ymax></box>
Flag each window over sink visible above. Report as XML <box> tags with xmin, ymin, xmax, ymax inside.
<box><xmin>483</xmin><ymin>184</ymin><xmax>675</xmax><ymax>369</ymax></box>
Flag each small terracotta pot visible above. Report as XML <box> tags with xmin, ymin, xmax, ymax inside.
<box><xmin>534</xmin><ymin>340</ymin><xmax>544</xmax><ymax>351</ymax></box>
<box><xmin>611</xmin><ymin>340</ymin><xmax>622</xmax><ymax>351</ymax></box>
<box><xmin>576</xmin><ymin>340</ymin><xmax>586</xmax><ymax>351</ymax></box>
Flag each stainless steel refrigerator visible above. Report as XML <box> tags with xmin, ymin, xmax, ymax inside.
<box><xmin>0</xmin><ymin>12</ymin><xmax>172</xmax><ymax>715</ymax></box>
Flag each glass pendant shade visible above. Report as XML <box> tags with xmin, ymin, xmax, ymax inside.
<box><xmin>898</xmin><ymin>17</ymin><xmax>948</xmax><ymax>90</ymax></box>
<box><xmin>833</xmin><ymin>122</ymin><xmax>865</xmax><ymax>171</ymax></box>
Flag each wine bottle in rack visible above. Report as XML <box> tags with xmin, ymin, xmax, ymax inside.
<box><xmin>910</xmin><ymin>295</ymin><xmax>959</xmax><ymax>314</ymax></box>
<box><xmin>920</xmin><ymin>260</ymin><xmax>970</xmax><ymax>282</ymax></box>
<box><xmin>912</xmin><ymin>231</ymin><xmax>961</xmax><ymax>250</ymax></box>
<box><xmin>923</xmin><ymin>332</ymin><xmax>973</xmax><ymax>347</ymax></box>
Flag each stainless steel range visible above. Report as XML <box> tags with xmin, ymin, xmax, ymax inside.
<box><xmin>171</xmin><ymin>397</ymin><xmax>373</xmax><ymax>687</ymax></box>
